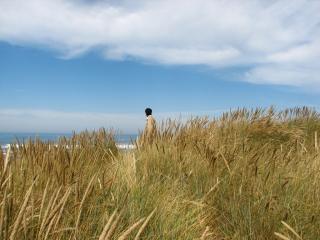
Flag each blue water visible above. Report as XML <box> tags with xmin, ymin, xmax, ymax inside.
<box><xmin>0</xmin><ymin>132</ymin><xmax>138</xmax><ymax>146</ymax></box>
<box><xmin>116</xmin><ymin>134</ymin><xmax>138</xmax><ymax>144</ymax></box>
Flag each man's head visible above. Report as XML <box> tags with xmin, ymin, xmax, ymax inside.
<box><xmin>145</xmin><ymin>108</ymin><xmax>152</xmax><ymax>116</ymax></box>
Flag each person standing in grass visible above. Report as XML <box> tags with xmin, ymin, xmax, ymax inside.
<box><xmin>140</xmin><ymin>108</ymin><xmax>157</xmax><ymax>146</ymax></box>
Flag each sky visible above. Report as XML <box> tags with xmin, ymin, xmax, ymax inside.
<box><xmin>0</xmin><ymin>0</ymin><xmax>320</xmax><ymax>133</ymax></box>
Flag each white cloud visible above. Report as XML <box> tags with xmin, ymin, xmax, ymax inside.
<box><xmin>0</xmin><ymin>108</ymin><xmax>223</xmax><ymax>133</ymax></box>
<box><xmin>245</xmin><ymin>65</ymin><xmax>319</xmax><ymax>87</ymax></box>
<box><xmin>0</xmin><ymin>0</ymin><xmax>319</xmax><ymax>87</ymax></box>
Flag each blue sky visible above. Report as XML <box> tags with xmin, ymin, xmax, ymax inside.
<box><xmin>0</xmin><ymin>0</ymin><xmax>320</xmax><ymax>133</ymax></box>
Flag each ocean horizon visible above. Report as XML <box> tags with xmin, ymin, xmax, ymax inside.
<box><xmin>0</xmin><ymin>132</ymin><xmax>138</xmax><ymax>150</ymax></box>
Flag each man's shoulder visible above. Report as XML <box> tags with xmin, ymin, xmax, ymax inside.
<box><xmin>148</xmin><ymin>115</ymin><xmax>156</xmax><ymax>123</ymax></box>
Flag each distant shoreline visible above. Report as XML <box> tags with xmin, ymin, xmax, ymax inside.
<box><xmin>0</xmin><ymin>132</ymin><xmax>138</xmax><ymax>153</ymax></box>
<box><xmin>1</xmin><ymin>143</ymin><xmax>136</xmax><ymax>155</ymax></box>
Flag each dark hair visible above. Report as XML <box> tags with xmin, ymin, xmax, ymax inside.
<box><xmin>145</xmin><ymin>108</ymin><xmax>152</xmax><ymax>116</ymax></box>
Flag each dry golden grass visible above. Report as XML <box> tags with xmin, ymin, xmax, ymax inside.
<box><xmin>1</xmin><ymin>107</ymin><xmax>320</xmax><ymax>239</ymax></box>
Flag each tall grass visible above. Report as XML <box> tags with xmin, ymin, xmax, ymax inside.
<box><xmin>1</xmin><ymin>107</ymin><xmax>320</xmax><ymax>239</ymax></box>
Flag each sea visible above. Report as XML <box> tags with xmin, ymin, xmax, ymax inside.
<box><xmin>0</xmin><ymin>132</ymin><xmax>138</xmax><ymax>151</ymax></box>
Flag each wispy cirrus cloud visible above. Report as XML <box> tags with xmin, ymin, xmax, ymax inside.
<box><xmin>0</xmin><ymin>0</ymin><xmax>319</xmax><ymax>88</ymax></box>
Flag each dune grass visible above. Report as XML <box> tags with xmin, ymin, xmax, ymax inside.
<box><xmin>1</xmin><ymin>107</ymin><xmax>320</xmax><ymax>239</ymax></box>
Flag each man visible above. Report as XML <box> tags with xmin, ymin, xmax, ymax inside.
<box><xmin>141</xmin><ymin>108</ymin><xmax>157</xmax><ymax>145</ymax></box>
